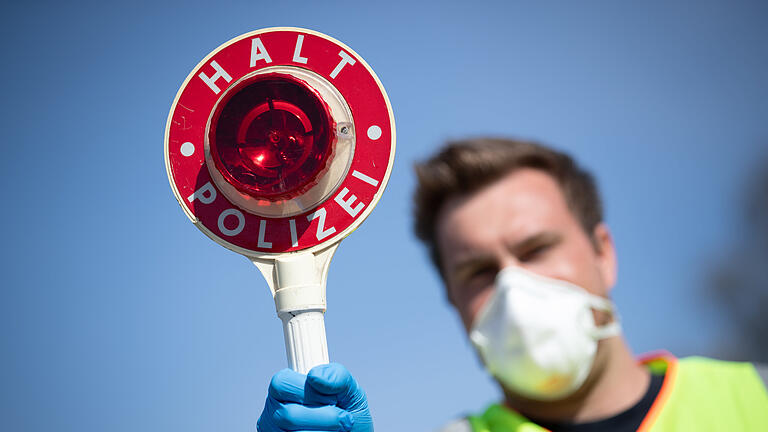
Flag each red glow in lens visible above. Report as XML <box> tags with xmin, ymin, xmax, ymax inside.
<box><xmin>209</xmin><ymin>74</ymin><xmax>334</xmax><ymax>200</ymax></box>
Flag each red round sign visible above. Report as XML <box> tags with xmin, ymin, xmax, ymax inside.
<box><xmin>165</xmin><ymin>28</ymin><xmax>395</xmax><ymax>256</ymax></box>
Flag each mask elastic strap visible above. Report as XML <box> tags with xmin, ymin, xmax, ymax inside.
<box><xmin>593</xmin><ymin>321</ymin><xmax>622</xmax><ymax>339</ymax></box>
<box><xmin>587</xmin><ymin>294</ymin><xmax>614</xmax><ymax>312</ymax></box>
<box><xmin>587</xmin><ymin>295</ymin><xmax>622</xmax><ymax>340</ymax></box>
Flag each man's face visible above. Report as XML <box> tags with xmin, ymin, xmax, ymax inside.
<box><xmin>436</xmin><ymin>168</ymin><xmax>617</xmax><ymax>331</ymax></box>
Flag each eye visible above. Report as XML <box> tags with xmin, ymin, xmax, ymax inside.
<box><xmin>465</xmin><ymin>265</ymin><xmax>498</xmax><ymax>284</ymax></box>
<box><xmin>452</xmin><ymin>266</ymin><xmax>496</xmax><ymax>305</ymax></box>
<box><xmin>518</xmin><ymin>243</ymin><xmax>550</xmax><ymax>263</ymax></box>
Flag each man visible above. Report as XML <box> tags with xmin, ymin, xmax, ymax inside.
<box><xmin>258</xmin><ymin>138</ymin><xmax>768</xmax><ymax>431</ymax></box>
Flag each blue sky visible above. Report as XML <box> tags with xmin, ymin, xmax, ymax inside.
<box><xmin>2</xmin><ymin>1</ymin><xmax>767</xmax><ymax>431</ymax></box>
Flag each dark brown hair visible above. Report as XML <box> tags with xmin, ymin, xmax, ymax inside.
<box><xmin>413</xmin><ymin>137</ymin><xmax>603</xmax><ymax>276</ymax></box>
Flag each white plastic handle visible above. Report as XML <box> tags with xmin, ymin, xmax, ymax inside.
<box><xmin>251</xmin><ymin>250</ymin><xmax>336</xmax><ymax>374</ymax></box>
<box><xmin>279</xmin><ymin>309</ymin><xmax>329</xmax><ymax>374</ymax></box>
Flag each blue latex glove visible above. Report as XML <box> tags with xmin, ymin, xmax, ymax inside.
<box><xmin>257</xmin><ymin>363</ymin><xmax>373</xmax><ymax>431</ymax></box>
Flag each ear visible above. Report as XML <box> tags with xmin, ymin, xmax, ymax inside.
<box><xmin>592</xmin><ymin>223</ymin><xmax>618</xmax><ymax>293</ymax></box>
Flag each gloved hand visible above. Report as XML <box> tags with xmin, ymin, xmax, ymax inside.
<box><xmin>257</xmin><ymin>363</ymin><xmax>373</xmax><ymax>431</ymax></box>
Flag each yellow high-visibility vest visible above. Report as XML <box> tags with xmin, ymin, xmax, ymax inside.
<box><xmin>466</xmin><ymin>356</ymin><xmax>768</xmax><ymax>432</ymax></box>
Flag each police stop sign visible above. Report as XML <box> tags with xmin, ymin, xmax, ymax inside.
<box><xmin>165</xmin><ymin>27</ymin><xmax>395</xmax><ymax>256</ymax></box>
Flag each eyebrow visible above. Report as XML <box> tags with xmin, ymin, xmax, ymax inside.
<box><xmin>449</xmin><ymin>231</ymin><xmax>563</xmax><ymax>283</ymax></box>
<box><xmin>510</xmin><ymin>231</ymin><xmax>562</xmax><ymax>257</ymax></box>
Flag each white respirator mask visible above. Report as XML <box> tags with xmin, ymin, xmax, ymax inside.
<box><xmin>469</xmin><ymin>266</ymin><xmax>621</xmax><ymax>401</ymax></box>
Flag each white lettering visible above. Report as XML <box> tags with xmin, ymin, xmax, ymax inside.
<box><xmin>334</xmin><ymin>187</ymin><xmax>364</xmax><ymax>217</ymax></box>
<box><xmin>292</xmin><ymin>35</ymin><xmax>308</xmax><ymax>64</ymax></box>
<box><xmin>250</xmin><ymin>38</ymin><xmax>273</xmax><ymax>67</ymax></box>
<box><xmin>198</xmin><ymin>60</ymin><xmax>232</xmax><ymax>94</ymax></box>
<box><xmin>218</xmin><ymin>209</ymin><xmax>245</xmax><ymax>236</ymax></box>
<box><xmin>187</xmin><ymin>182</ymin><xmax>217</xmax><ymax>204</ymax></box>
<box><xmin>329</xmin><ymin>50</ymin><xmax>356</xmax><ymax>79</ymax></box>
<box><xmin>307</xmin><ymin>208</ymin><xmax>336</xmax><ymax>241</ymax></box>
<box><xmin>257</xmin><ymin>219</ymin><xmax>272</xmax><ymax>248</ymax></box>
<box><xmin>351</xmin><ymin>170</ymin><xmax>380</xmax><ymax>187</ymax></box>
<box><xmin>289</xmin><ymin>219</ymin><xmax>299</xmax><ymax>247</ymax></box>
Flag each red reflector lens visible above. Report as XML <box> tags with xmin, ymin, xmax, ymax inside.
<box><xmin>209</xmin><ymin>73</ymin><xmax>334</xmax><ymax>200</ymax></box>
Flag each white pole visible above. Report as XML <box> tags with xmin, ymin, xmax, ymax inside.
<box><xmin>279</xmin><ymin>310</ymin><xmax>329</xmax><ymax>374</ymax></box>
<box><xmin>272</xmin><ymin>253</ymin><xmax>330</xmax><ymax>373</ymax></box>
